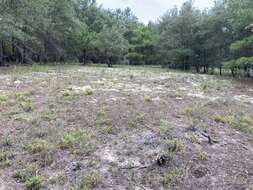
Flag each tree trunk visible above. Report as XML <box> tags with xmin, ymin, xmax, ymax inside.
<box><xmin>231</xmin><ymin>68</ymin><xmax>235</xmax><ymax>77</ymax></box>
<box><xmin>21</xmin><ymin>43</ymin><xmax>27</xmax><ymax>64</ymax></box>
<box><xmin>83</xmin><ymin>49</ymin><xmax>86</xmax><ymax>64</ymax></box>
<box><xmin>204</xmin><ymin>65</ymin><xmax>207</xmax><ymax>73</ymax></box>
<box><xmin>0</xmin><ymin>40</ymin><xmax>4</xmax><ymax>66</ymax></box>
<box><xmin>108</xmin><ymin>56</ymin><xmax>112</xmax><ymax>67</ymax></box>
<box><xmin>196</xmin><ymin>65</ymin><xmax>200</xmax><ymax>73</ymax></box>
<box><xmin>211</xmin><ymin>66</ymin><xmax>214</xmax><ymax>75</ymax></box>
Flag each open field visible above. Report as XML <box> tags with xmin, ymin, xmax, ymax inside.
<box><xmin>0</xmin><ymin>65</ymin><xmax>253</xmax><ymax>190</ymax></box>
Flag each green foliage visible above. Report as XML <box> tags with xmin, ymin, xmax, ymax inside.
<box><xmin>224</xmin><ymin>57</ymin><xmax>253</xmax><ymax>70</ymax></box>
<box><xmin>166</xmin><ymin>139</ymin><xmax>185</xmax><ymax>154</ymax></box>
<box><xmin>0</xmin><ymin>95</ymin><xmax>8</xmax><ymax>102</ymax></box>
<box><xmin>0</xmin><ymin>0</ymin><xmax>252</xmax><ymax>78</ymax></box>
<box><xmin>61</xmin><ymin>130</ymin><xmax>91</xmax><ymax>149</ymax></box>
<box><xmin>2</xmin><ymin>135</ymin><xmax>12</xmax><ymax>147</ymax></box>
<box><xmin>126</xmin><ymin>52</ymin><xmax>144</xmax><ymax>65</ymax></box>
<box><xmin>25</xmin><ymin>176</ymin><xmax>45</xmax><ymax>190</ymax></box>
<box><xmin>96</xmin><ymin>25</ymin><xmax>129</xmax><ymax>65</ymax></box>
<box><xmin>13</xmin><ymin>164</ymin><xmax>37</xmax><ymax>183</ymax></box>
<box><xmin>213</xmin><ymin>112</ymin><xmax>253</xmax><ymax>134</ymax></box>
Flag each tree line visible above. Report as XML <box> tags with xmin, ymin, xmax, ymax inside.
<box><xmin>0</xmin><ymin>0</ymin><xmax>252</xmax><ymax>78</ymax></box>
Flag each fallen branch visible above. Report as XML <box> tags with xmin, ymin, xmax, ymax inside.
<box><xmin>201</xmin><ymin>133</ymin><xmax>219</xmax><ymax>145</ymax></box>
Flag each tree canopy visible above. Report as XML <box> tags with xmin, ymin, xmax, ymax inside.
<box><xmin>0</xmin><ymin>0</ymin><xmax>252</xmax><ymax>77</ymax></box>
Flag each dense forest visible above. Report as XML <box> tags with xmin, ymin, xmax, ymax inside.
<box><xmin>0</xmin><ymin>0</ymin><xmax>252</xmax><ymax>77</ymax></box>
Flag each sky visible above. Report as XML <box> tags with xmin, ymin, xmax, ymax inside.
<box><xmin>96</xmin><ymin>0</ymin><xmax>214</xmax><ymax>24</ymax></box>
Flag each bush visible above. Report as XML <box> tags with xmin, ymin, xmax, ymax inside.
<box><xmin>126</xmin><ymin>52</ymin><xmax>144</xmax><ymax>65</ymax></box>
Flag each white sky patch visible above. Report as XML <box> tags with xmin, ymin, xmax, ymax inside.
<box><xmin>97</xmin><ymin>0</ymin><xmax>214</xmax><ymax>24</ymax></box>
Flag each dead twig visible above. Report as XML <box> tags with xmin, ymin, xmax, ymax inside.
<box><xmin>201</xmin><ymin>133</ymin><xmax>219</xmax><ymax>145</ymax></box>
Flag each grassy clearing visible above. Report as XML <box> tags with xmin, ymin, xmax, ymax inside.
<box><xmin>0</xmin><ymin>65</ymin><xmax>253</xmax><ymax>189</ymax></box>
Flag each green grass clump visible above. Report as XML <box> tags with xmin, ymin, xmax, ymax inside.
<box><xmin>61</xmin><ymin>130</ymin><xmax>91</xmax><ymax>149</ymax></box>
<box><xmin>0</xmin><ymin>95</ymin><xmax>8</xmax><ymax>102</ymax></box>
<box><xmin>78</xmin><ymin>171</ymin><xmax>101</xmax><ymax>189</ymax></box>
<box><xmin>166</xmin><ymin>139</ymin><xmax>185</xmax><ymax>154</ymax></box>
<box><xmin>20</xmin><ymin>99</ymin><xmax>34</xmax><ymax>112</ymax></box>
<box><xmin>28</xmin><ymin>140</ymin><xmax>50</xmax><ymax>154</ymax></box>
<box><xmin>101</xmin><ymin>126</ymin><xmax>115</xmax><ymax>135</ymax></box>
<box><xmin>25</xmin><ymin>176</ymin><xmax>45</xmax><ymax>190</ymax></box>
<box><xmin>196</xmin><ymin>149</ymin><xmax>208</xmax><ymax>160</ymax></box>
<box><xmin>13</xmin><ymin>164</ymin><xmax>36</xmax><ymax>183</ymax></box>
<box><xmin>2</xmin><ymin>135</ymin><xmax>12</xmax><ymax>147</ymax></box>
<box><xmin>14</xmin><ymin>164</ymin><xmax>45</xmax><ymax>189</ymax></box>
<box><xmin>212</xmin><ymin>113</ymin><xmax>226</xmax><ymax>123</ymax></box>
<box><xmin>16</xmin><ymin>91</ymin><xmax>33</xmax><ymax>100</ymax></box>
<box><xmin>213</xmin><ymin>112</ymin><xmax>253</xmax><ymax>134</ymax></box>
<box><xmin>0</xmin><ymin>150</ymin><xmax>14</xmax><ymax>162</ymax></box>
<box><xmin>163</xmin><ymin>167</ymin><xmax>187</xmax><ymax>187</ymax></box>
<box><xmin>28</xmin><ymin>140</ymin><xmax>54</xmax><ymax>166</ymax></box>
<box><xmin>16</xmin><ymin>91</ymin><xmax>34</xmax><ymax>112</ymax></box>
